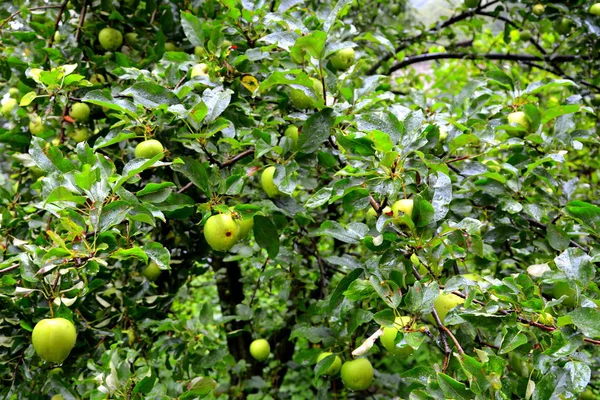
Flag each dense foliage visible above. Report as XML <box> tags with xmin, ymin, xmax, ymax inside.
<box><xmin>0</xmin><ymin>0</ymin><xmax>599</xmax><ymax>399</ymax></box>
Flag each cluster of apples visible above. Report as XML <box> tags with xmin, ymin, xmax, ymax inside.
<box><xmin>203</xmin><ymin>212</ymin><xmax>254</xmax><ymax>252</ymax></box>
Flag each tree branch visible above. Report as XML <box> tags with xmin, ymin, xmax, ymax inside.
<box><xmin>0</xmin><ymin>264</ymin><xmax>19</xmax><ymax>275</ymax></box>
<box><xmin>74</xmin><ymin>0</ymin><xmax>87</xmax><ymax>43</ymax></box>
<box><xmin>0</xmin><ymin>5</ymin><xmax>62</xmax><ymax>31</ymax></box>
<box><xmin>47</xmin><ymin>0</ymin><xmax>69</xmax><ymax>48</ymax></box>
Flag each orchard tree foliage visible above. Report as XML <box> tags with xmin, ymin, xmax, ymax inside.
<box><xmin>1</xmin><ymin>0</ymin><xmax>600</xmax><ymax>399</ymax></box>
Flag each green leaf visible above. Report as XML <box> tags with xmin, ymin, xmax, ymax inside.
<box><xmin>180</xmin><ymin>11</ymin><xmax>204</xmax><ymax>47</ymax></box>
<box><xmin>171</xmin><ymin>157</ymin><xmax>210</xmax><ymax>196</ymax></box>
<box><xmin>114</xmin><ymin>154</ymin><xmax>164</xmax><ymax>191</ymax></box>
<box><xmin>82</xmin><ymin>89</ymin><xmax>137</xmax><ymax>117</ymax></box>
<box><xmin>144</xmin><ymin>242</ymin><xmax>170</xmax><ymax>269</ymax></box>
<box><xmin>569</xmin><ymin>308</ymin><xmax>600</xmax><ymax>338</ymax></box>
<box><xmin>546</xmin><ymin>224</ymin><xmax>569</xmax><ymax>252</ymax></box>
<box><xmin>542</xmin><ymin>105</ymin><xmax>580</xmax><ymax>124</ymax></box>
<box><xmin>98</xmin><ymin>201</ymin><xmax>132</xmax><ymax>232</ymax></box>
<box><xmin>328</xmin><ymin>268</ymin><xmax>363</xmax><ymax>312</ymax></box>
<box><xmin>317</xmin><ymin>220</ymin><xmax>368</xmax><ymax>244</ymax></box>
<box><xmin>373</xmin><ymin>309</ymin><xmax>395</xmax><ymax>326</ymax></box>
<box><xmin>298</xmin><ymin>108</ymin><xmax>335</xmax><ymax>154</ymax></box>
<box><xmin>253</xmin><ymin>216</ymin><xmax>279</xmax><ymax>259</ymax></box>
<box><xmin>121</xmin><ymin>82</ymin><xmax>179</xmax><ymax>108</ymax></box>
<box><xmin>499</xmin><ymin>328</ymin><xmax>528</xmax><ymax>354</ymax></box>
<box><xmin>19</xmin><ymin>91</ymin><xmax>37</xmax><ymax>106</ymax></box>
<box><xmin>356</xmin><ymin>112</ymin><xmax>403</xmax><ymax>145</ymax></box>
<box><xmin>565</xmin><ymin>200</ymin><xmax>600</xmax><ymax>232</ymax></box>
<box><xmin>554</xmin><ymin>248</ymin><xmax>594</xmax><ymax>285</ymax></box>
<box><xmin>413</xmin><ymin>196</ymin><xmax>435</xmax><ymax>227</ymax></box>
<box><xmin>437</xmin><ymin>373</ymin><xmax>472</xmax><ymax>400</ymax></box>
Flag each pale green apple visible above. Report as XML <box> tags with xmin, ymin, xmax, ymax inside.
<box><xmin>507</xmin><ymin>111</ymin><xmax>530</xmax><ymax>131</ymax></box>
<box><xmin>553</xmin><ymin>281</ymin><xmax>576</xmax><ymax>306</ymax></box>
<box><xmin>32</xmin><ymin>318</ymin><xmax>77</xmax><ymax>363</ymax></box>
<box><xmin>135</xmin><ymin>139</ymin><xmax>164</xmax><ymax>159</ymax></box>
<box><xmin>249</xmin><ymin>338</ymin><xmax>270</xmax><ymax>361</ymax></box>
<box><xmin>141</xmin><ymin>261</ymin><xmax>161</xmax><ymax>281</ymax></box>
<box><xmin>98</xmin><ymin>27</ymin><xmax>123</xmax><ymax>51</ymax></box>
<box><xmin>203</xmin><ymin>213</ymin><xmax>240</xmax><ymax>251</ymax></box>
<box><xmin>590</xmin><ymin>3</ymin><xmax>600</xmax><ymax>16</ymax></box>
<box><xmin>289</xmin><ymin>78</ymin><xmax>323</xmax><ymax>109</ymax></box>
<box><xmin>380</xmin><ymin>316</ymin><xmax>416</xmax><ymax>356</ymax></box>
<box><xmin>69</xmin><ymin>128</ymin><xmax>90</xmax><ymax>143</ymax></box>
<box><xmin>532</xmin><ymin>4</ymin><xmax>545</xmax><ymax>15</ymax></box>
<box><xmin>433</xmin><ymin>291</ymin><xmax>465</xmax><ymax>322</ymax></box>
<box><xmin>316</xmin><ymin>352</ymin><xmax>342</xmax><ymax>375</ymax></box>
<box><xmin>261</xmin><ymin>166</ymin><xmax>282</xmax><ymax>198</ymax></box>
<box><xmin>340</xmin><ymin>358</ymin><xmax>374</xmax><ymax>391</ymax></box>
<box><xmin>191</xmin><ymin>63</ymin><xmax>208</xmax><ymax>78</ymax></box>
<box><xmin>284</xmin><ymin>125</ymin><xmax>299</xmax><ymax>149</ymax></box>
<box><xmin>1</xmin><ymin>98</ymin><xmax>17</xmax><ymax>116</ymax></box>
<box><xmin>29</xmin><ymin>115</ymin><xmax>44</xmax><ymax>136</ymax></box>
<box><xmin>69</xmin><ymin>102</ymin><xmax>90</xmax><ymax>122</ymax></box>
<box><xmin>392</xmin><ymin>199</ymin><xmax>414</xmax><ymax>219</ymax></box>
<box><xmin>236</xmin><ymin>217</ymin><xmax>254</xmax><ymax>239</ymax></box>
<box><xmin>330</xmin><ymin>47</ymin><xmax>355</xmax><ymax>70</ymax></box>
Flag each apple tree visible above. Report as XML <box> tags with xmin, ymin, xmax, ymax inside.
<box><xmin>0</xmin><ymin>0</ymin><xmax>599</xmax><ymax>399</ymax></box>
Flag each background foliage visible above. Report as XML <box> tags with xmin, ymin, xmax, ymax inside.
<box><xmin>0</xmin><ymin>0</ymin><xmax>599</xmax><ymax>398</ymax></box>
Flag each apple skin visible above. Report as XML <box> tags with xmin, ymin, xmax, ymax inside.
<box><xmin>553</xmin><ymin>281</ymin><xmax>576</xmax><ymax>306</ymax></box>
<box><xmin>51</xmin><ymin>396</ymin><xmax>64</xmax><ymax>400</ymax></box>
<box><xmin>580</xmin><ymin>389</ymin><xmax>596</xmax><ymax>400</ymax></box>
<box><xmin>519</xmin><ymin>30</ymin><xmax>532</xmax><ymax>41</ymax></box>
<box><xmin>507</xmin><ymin>111</ymin><xmax>530</xmax><ymax>131</ymax></box>
<box><xmin>98</xmin><ymin>27</ymin><xmax>123</xmax><ymax>51</ymax></box>
<box><xmin>29</xmin><ymin>115</ymin><xmax>44</xmax><ymax>136</ymax></box>
<box><xmin>380</xmin><ymin>316</ymin><xmax>415</xmax><ymax>356</ymax></box>
<box><xmin>9</xmin><ymin>87</ymin><xmax>19</xmax><ymax>98</ymax></box>
<box><xmin>32</xmin><ymin>318</ymin><xmax>77</xmax><ymax>363</ymax></box>
<box><xmin>69</xmin><ymin>102</ymin><xmax>90</xmax><ymax>122</ymax></box>
<box><xmin>284</xmin><ymin>125</ymin><xmax>299</xmax><ymax>149</ymax></box>
<box><xmin>464</xmin><ymin>0</ymin><xmax>479</xmax><ymax>8</ymax></box>
<box><xmin>340</xmin><ymin>358</ymin><xmax>374</xmax><ymax>391</ymax></box>
<box><xmin>191</xmin><ymin>63</ymin><xmax>208</xmax><ymax>78</ymax></box>
<box><xmin>538</xmin><ymin>312</ymin><xmax>554</xmax><ymax>325</ymax></box>
<box><xmin>141</xmin><ymin>261</ymin><xmax>161</xmax><ymax>281</ymax></box>
<box><xmin>135</xmin><ymin>139</ymin><xmax>164</xmax><ymax>159</ymax></box>
<box><xmin>316</xmin><ymin>352</ymin><xmax>342</xmax><ymax>375</ymax></box>
<box><xmin>194</xmin><ymin>46</ymin><xmax>206</xmax><ymax>58</ymax></box>
<box><xmin>392</xmin><ymin>199</ymin><xmax>414</xmax><ymax>219</ymax></box>
<box><xmin>1</xmin><ymin>98</ymin><xmax>17</xmax><ymax>116</ymax></box>
<box><xmin>261</xmin><ymin>166</ymin><xmax>282</xmax><ymax>198</ymax></box>
<box><xmin>289</xmin><ymin>78</ymin><xmax>323</xmax><ymax>109</ymax></box>
<box><xmin>236</xmin><ymin>217</ymin><xmax>254</xmax><ymax>239</ymax></box>
<box><xmin>164</xmin><ymin>42</ymin><xmax>179</xmax><ymax>51</ymax></box>
<box><xmin>69</xmin><ymin>128</ymin><xmax>90</xmax><ymax>143</ymax></box>
<box><xmin>391</xmin><ymin>4</ymin><xmax>401</xmax><ymax>15</ymax></box>
<box><xmin>124</xmin><ymin>32</ymin><xmax>138</xmax><ymax>45</ymax></box>
<box><xmin>249</xmin><ymin>339</ymin><xmax>270</xmax><ymax>361</ymax></box>
<box><xmin>330</xmin><ymin>47</ymin><xmax>355</xmax><ymax>71</ymax></box>
<box><xmin>532</xmin><ymin>4</ymin><xmax>545</xmax><ymax>15</ymax></box>
<box><xmin>590</xmin><ymin>3</ymin><xmax>600</xmax><ymax>16</ymax></box>
<box><xmin>433</xmin><ymin>291</ymin><xmax>465</xmax><ymax>323</ymax></box>
<box><xmin>554</xmin><ymin>18</ymin><xmax>572</xmax><ymax>35</ymax></box>
<box><xmin>203</xmin><ymin>213</ymin><xmax>240</xmax><ymax>252</ymax></box>
<box><xmin>90</xmin><ymin>73</ymin><xmax>106</xmax><ymax>84</ymax></box>
<box><xmin>366</xmin><ymin>208</ymin><xmax>378</xmax><ymax>224</ymax></box>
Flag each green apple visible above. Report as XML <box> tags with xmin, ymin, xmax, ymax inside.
<box><xmin>194</xmin><ymin>46</ymin><xmax>206</xmax><ymax>58</ymax></box>
<box><xmin>135</xmin><ymin>139</ymin><xmax>164</xmax><ymax>159</ymax></box>
<box><xmin>203</xmin><ymin>213</ymin><xmax>240</xmax><ymax>251</ymax></box>
<box><xmin>9</xmin><ymin>87</ymin><xmax>19</xmax><ymax>98</ymax></box>
<box><xmin>538</xmin><ymin>312</ymin><xmax>554</xmax><ymax>325</ymax></box>
<box><xmin>90</xmin><ymin>73</ymin><xmax>106</xmax><ymax>84</ymax></box>
<box><xmin>54</xmin><ymin>31</ymin><xmax>62</xmax><ymax>43</ymax></box>
<box><xmin>249</xmin><ymin>338</ymin><xmax>270</xmax><ymax>361</ymax></box>
<box><xmin>532</xmin><ymin>4</ymin><xmax>545</xmax><ymax>15</ymax></box>
<box><xmin>392</xmin><ymin>199</ymin><xmax>414</xmax><ymax>219</ymax></box>
<box><xmin>124</xmin><ymin>32</ymin><xmax>138</xmax><ymax>45</ymax></box>
<box><xmin>553</xmin><ymin>281</ymin><xmax>576</xmax><ymax>306</ymax></box>
<box><xmin>464</xmin><ymin>0</ymin><xmax>479</xmax><ymax>8</ymax></box>
<box><xmin>391</xmin><ymin>4</ymin><xmax>401</xmax><ymax>15</ymax></box>
<box><xmin>261</xmin><ymin>166</ymin><xmax>282</xmax><ymax>198</ymax></box>
<box><xmin>433</xmin><ymin>291</ymin><xmax>465</xmax><ymax>323</ymax></box>
<box><xmin>330</xmin><ymin>47</ymin><xmax>355</xmax><ymax>71</ymax></box>
<box><xmin>316</xmin><ymin>352</ymin><xmax>342</xmax><ymax>375</ymax></box>
<box><xmin>236</xmin><ymin>216</ymin><xmax>254</xmax><ymax>239</ymax></box>
<box><xmin>507</xmin><ymin>111</ymin><xmax>530</xmax><ymax>131</ymax></box>
<box><xmin>98</xmin><ymin>27</ymin><xmax>123</xmax><ymax>51</ymax></box>
<box><xmin>29</xmin><ymin>115</ymin><xmax>44</xmax><ymax>136</ymax></box>
<box><xmin>590</xmin><ymin>3</ymin><xmax>600</xmax><ymax>16</ymax></box>
<box><xmin>164</xmin><ymin>42</ymin><xmax>179</xmax><ymax>51</ymax></box>
<box><xmin>51</xmin><ymin>395</ymin><xmax>64</xmax><ymax>400</ymax></box>
<box><xmin>191</xmin><ymin>63</ymin><xmax>209</xmax><ymax>78</ymax></box>
<box><xmin>554</xmin><ymin>18</ymin><xmax>572</xmax><ymax>35</ymax></box>
<box><xmin>289</xmin><ymin>77</ymin><xmax>323</xmax><ymax>109</ymax></box>
<box><xmin>284</xmin><ymin>125</ymin><xmax>299</xmax><ymax>149</ymax></box>
<box><xmin>548</xmin><ymin>96</ymin><xmax>560</xmax><ymax>108</ymax></box>
<box><xmin>69</xmin><ymin>102</ymin><xmax>90</xmax><ymax>122</ymax></box>
<box><xmin>366</xmin><ymin>208</ymin><xmax>378</xmax><ymax>224</ymax></box>
<box><xmin>32</xmin><ymin>318</ymin><xmax>77</xmax><ymax>363</ymax></box>
<box><xmin>1</xmin><ymin>98</ymin><xmax>17</xmax><ymax>116</ymax></box>
<box><xmin>69</xmin><ymin>128</ymin><xmax>90</xmax><ymax>143</ymax></box>
<box><xmin>519</xmin><ymin>30</ymin><xmax>532</xmax><ymax>41</ymax></box>
<box><xmin>340</xmin><ymin>358</ymin><xmax>374</xmax><ymax>391</ymax></box>
<box><xmin>222</xmin><ymin>40</ymin><xmax>233</xmax><ymax>48</ymax></box>
<box><xmin>141</xmin><ymin>261</ymin><xmax>161</xmax><ymax>281</ymax></box>
<box><xmin>580</xmin><ymin>389</ymin><xmax>597</xmax><ymax>400</ymax></box>
<box><xmin>380</xmin><ymin>316</ymin><xmax>416</xmax><ymax>356</ymax></box>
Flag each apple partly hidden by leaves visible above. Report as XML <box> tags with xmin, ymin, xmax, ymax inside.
<box><xmin>340</xmin><ymin>358</ymin><xmax>374</xmax><ymax>391</ymax></box>
<box><xmin>29</xmin><ymin>115</ymin><xmax>44</xmax><ymax>136</ymax></box>
<box><xmin>538</xmin><ymin>312</ymin><xmax>554</xmax><ymax>325</ymax></box>
<box><xmin>380</xmin><ymin>316</ymin><xmax>416</xmax><ymax>356</ymax></box>
<box><xmin>135</xmin><ymin>139</ymin><xmax>164</xmax><ymax>159</ymax></box>
<box><xmin>284</xmin><ymin>125</ymin><xmax>299</xmax><ymax>149</ymax></box>
<box><xmin>289</xmin><ymin>77</ymin><xmax>323</xmax><ymax>109</ymax></box>
<box><xmin>519</xmin><ymin>30</ymin><xmax>532</xmax><ymax>41</ymax></box>
<box><xmin>464</xmin><ymin>0</ymin><xmax>479</xmax><ymax>8</ymax></box>
<box><xmin>532</xmin><ymin>4</ymin><xmax>545</xmax><ymax>15</ymax></box>
<box><xmin>1</xmin><ymin>98</ymin><xmax>17</xmax><ymax>116</ymax></box>
<box><xmin>391</xmin><ymin>199</ymin><xmax>414</xmax><ymax>220</ymax></box>
<box><xmin>316</xmin><ymin>352</ymin><xmax>342</xmax><ymax>376</ymax></box>
<box><xmin>330</xmin><ymin>47</ymin><xmax>355</xmax><ymax>71</ymax></box>
<box><xmin>32</xmin><ymin>318</ymin><xmax>77</xmax><ymax>363</ymax></box>
<box><xmin>191</xmin><ymin>63</ymin><xmax>209</xmax><ymax>78</ymax></box>
<box><xmin>236</xmin><ymin>216</ymin><xmax>254</xmax><ymax>239</ymax></box>
<box><xmin>553</xmin><ymin>281</ymin><xmax>576</xmax><ymax>306</ymax></box>
<box><xmin>249</xmin><ymin>339</ymin><xmax>270</xmax><ymax>361</ymax></box>
<box><xmin>124</xmin><ymin>32</ymin><xmax>138</xmax><ymax>45</ymax></box>
<box><xmin>141</xmin><ymin>261</ymin><xmax>161</xmax><ymax>281</ymax></box>
<box><xmin>194</xmin><ymin>46</ymin><xmax>206</xmax><ymax>58</ymax></box>
<box><xmin>98</xmin><ymin>27</ymin><xmax>123</xmax><ymax>51</ymax></box>
<box><xmin>69</xmin><ymin>102</ymin><xmax>90</xmax><ymax>122</ymax></box>
<box><xmin>51</xmin><ymin>395</ymin><xmax>64</xmax><ymax>400</ymax></box>
<box><xmin>590</xmin><ymin>3</ymin><xmax>600</xmax><ymax>16</ymax></box>
<box><xmin>90</xmin><ymin>73</ymin><xmax>106</xmax><ymax>84</ymax></box>
<box><xmin>261</xmin><ymin>166</ymin><xmax>282</xmax><ymax>198</ymax></box>
<box><xmin>164</xmin><ymin>42</ymin><xmax>180</xmax><ymax>52</ymax></box>
<box><xmin>507</xmin><ymin>111</ymin><xmax>530</xmax><ymax>131</ymax></box>
<box><xmin>554</xmin><ymin>17</ymin><xmax>572</xmax><ymax>35</ymax></box>
<box><xmin>203</xmin><ymin>213</ymin><xmax>240</xmax><ymax>252</ymax></box>
<box><xmin>69</xmin><ymin>128</ymin><xmax>90</xmax><ymax>143</ymax></box>
<box><xmin>434</xmin><ymin>291</ymin><xmax>465</xmax><ymax>323</ymax></box>
<box><xmin>9</xmin><ymin>87</ymin><xmax>19</xmax><ymax>98</ymax></box>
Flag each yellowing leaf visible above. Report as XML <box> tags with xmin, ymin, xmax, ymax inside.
<box><xmin>241</xmin><ymin>75</ymin><xmax>259</xmax><ymax>93</ymax></box>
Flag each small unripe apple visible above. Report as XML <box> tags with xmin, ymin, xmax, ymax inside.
<box><xmin>29</xmin><ymin>115</ymin><xmax>44</xmax><ymax>136</ymax></box>
<box><xmin>580</xmin><ymin>389</ymin><xmax>597</xmax><ymax>400</ymax></box>
<box><xmin>135</xmin><ymin>139</ymin><xmax>164</xmax><ymax>159</ymax></box>
<box><xmin>330</xmin><ymin>47</ymin><xmax>355</xmax><ymax>71</ymax></box>
<box><xmin>366</xmin><ymin>208</ymin><xmax>378</xmax><ymax>224</ymax></box>
<box><xmin>316</xmin><ymin>352</ymin><xmax>342</xmax><ymax>375</ymax></box>
<box><xmin>507</xmin><ymin>111</ymin><xmax>530</xmax><ymax>131</ymax></box>
<box><xmin>464</xmin><ymin>0</ymin><xmax>479</xmax><ymax>8</ymax></box>
<box><xmin>261</xmin><ymin>166</ymin><xmax>282</xmax><ymax>198</ymax></box>
<box><xmin>391</xmin><ymin>199</ymin><xmax>414</xmax><ymax>218</ymax></box>
<box><xmin>194</xmin><ymin>46</ymin><xmax>206</xmax><ymax>58</ymax></box>
<box><xmin>548</xmin><ymin>96</ymin><xmax>560</xmax><ymax>108</ymax></box>
<box><xmin>553</xmin><ymin>281</ymin><xmax>576</xmax><ymax>306</ymax></box>
<box><xmin>8</xmin><ymin>87</ymin><xmax>19</xmax><ymax>98</ymax></box>
<box><xmin>32</xmin><ymin>318</ymin><xmax>77</xmax><ymax>363</ymax></box>
<box><xmin>164</xmin><ymin>42</ymin><xmax>179</xmax><ymax>51</ymax></box>
<box><xmin>538</xmin><ymin>312</ymin><xmax>554</xmax><ymax>325</ymax></box>
<box><xmin>433</xmin><ymin>291</ymin><xmax>465</xmax><ymax>322</ymax></box>
<box><xmin>98</xmin><ymin>27</ymin><xmax>123</xmax><ymax>51</ymax></box>
<box><xmin>380</xmin><ymin>316</ymin><xmax>415</xmax><ymax>356</ymax></box>
<box><xmin>519</xmin><ymin>30</ymin><xmax>532</xmax><ymax>41</ymax></box>
<box><xmin>391</xmin><ymin>4</ymin><xmax>401</xmax><ymax>15</ymax></box>
<box><xmin>51</xmin><ymin>395</ymin><xmax>64</xmax><ymax>400</ymax></box>
<box><xmin>124</xmin><ymin>32</ymin><xmax>138</xmax><ymax>45</ymax></box>
<box><xmin>284</xmin><ymin>125</ymin><xmax>299</xmax><ymax>149</ymax></box>
<box><xmin>69</xmin><ymin>102</ymin><xmax>90</xmax><ymax>122</ymax></box>
<box><xmin>69</xmin><ymin>128</ymin><xmax>90</xmax><ymax>143</ymax></box>
<box><xmin>340</xmin><ymin>358</ymin><xmax>374</xmax><ymax>391</ymax></box>
<box><xmin>90</xmin><ymin>73</ymin><xmax>106</xmax><ymax>84</ymax></box>
<box><xmin>249</xmin><ymin>338</ymin><xmax>270</xmax><ymax>361</ymax></box>
<box><xmin>590</xmin><ymin>3</ymin><xmax>600</xmax><ymax>16</ymax></box>
<box><xmin>289</xmin><ymin>78</ymin><xmax>323</xmax><ymax>109</ymax></box>
<box><xmin>1</xmin><ymin>98</ymin><xmax>17</xmax><ymax>116</ymax></box>
<box><xmin>222</xmin><ymin>40</ymin><xmax>233</xmax><ymax>48</ymax></box>
<box><xmin>191</xmin><ymin>63</ymin><xmax>208</xmax><ymax>78</ymax></box>
<box><xmin>203</xmin><ymin>213</ymin><xmax>240</xmax><ymax>252</ymax></box>
<box><xmin>532</xmin><ymin>4</ymin><xmax>545</xmax><ymax>15</ymax></box>
<box><xmin>554</xmin><ymin>18</ymin><xmax>572</xmax><ymax>35</ymax></box>
<box><xmin>141</xmin><ymin>261</ymin><xmax>161</xmax><ymax>281</ymax></box>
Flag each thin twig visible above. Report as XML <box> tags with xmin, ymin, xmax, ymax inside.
<box><xmin>0</xmin><ymin>5</ymin><xmax>62</xmax><ymax>31</ymax></box>
<box><xmin>74</xmin><ymin>0</ymin><xmax>87</xmax><ymax>43</ymax></box>
<box><xmin>47</xmin><ymin>0</ymin><xmax>69</xmax><ymax>48</ymax></box>
<box><xmin>0</xmin><ymin>264</ymin><xmax>19</xmax><ymax>275</ymax></box>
